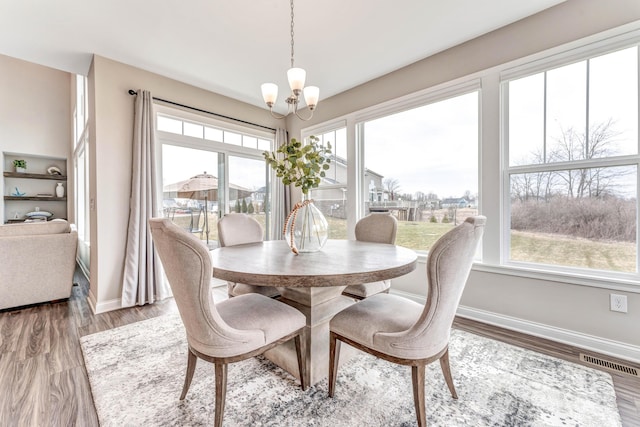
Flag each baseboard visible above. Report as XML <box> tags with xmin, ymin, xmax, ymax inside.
<box><xmin>93</xmin><ymin>298</ymin><xmax>123</xmax><ymax>314</ymax></box>
<box><xmin>86</xmin><ymin>288</ymin><xmax>98</xmax><ymax>315</ymax></box>
<box><xmin>389</xmin><ymin>289</ymin><xmax>640</xmax><ymax>364</ymax></box>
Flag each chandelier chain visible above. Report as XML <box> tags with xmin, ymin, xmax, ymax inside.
<box><xmin>290</xmin><ymin>0</ymin><xmax>295</xmax><ymax>69</ymax></box>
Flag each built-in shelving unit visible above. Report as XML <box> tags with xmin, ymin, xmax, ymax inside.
<box><xmin>2</xmin><ymin>153</ymin><xmax>68</xmax><ymax>223</ymax></box>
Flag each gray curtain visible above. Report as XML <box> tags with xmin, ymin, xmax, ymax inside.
<box><xmin>270</xmin><ymin>128</ymin><xmax>291</xmax><ymax>240</ymax></box>
<box><xmin>121</xmin><ymin>90</ymin><xmax>169</xmax><ymax>307</ymax></box>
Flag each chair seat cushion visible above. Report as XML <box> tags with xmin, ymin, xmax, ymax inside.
<box><xmin>343</xmin><ymin>280</ymin><xmax>390</xmax><ymax>298</ymax></box>
<box><xmin>228</xmin><ymin>282</ymin><xmax>280</xmax><ymax>298</ymax></box>
<box><xmin>330</xmin><ymin>293</ymin><xmax>423</xmax><ymax>354</ymax></box>
<box><xmin>217</xmin><ymin>293</ymin><xmax>305</xmax><ymax>345</ymax></box>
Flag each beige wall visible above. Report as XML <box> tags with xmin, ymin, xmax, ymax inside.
<box><xmin>287</xmin><ymin>0</ymin><xmax>640</xmax><ymax>360</ymax></box>
<box><xmin>0</xmin><ymin>54</ymin><xmax>72</xmax><ymax>223</ymax></box>
<box><xmin>88</xmin><ymin>55</ymin><xmax>280</xmax><ymax>311</ymax></box>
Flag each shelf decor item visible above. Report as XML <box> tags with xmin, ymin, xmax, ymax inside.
<box><xmin>47</xmin><ymin>166</ymin><xmax>62</xmax><ymax>176</ymax></box>
<box><xmin>263</xmin><ymin>135</ymin><xmax>332</xmax><ymax>254</ymax></box>
<box><xmin>13</xmin><ymin>159</ymin><xmax>26</xmax><ymax>173</ymax></box>
<box><xmin>10</xmin><ymin>187</ymin><xmax>25</xmax><ymax>197</ymax></box>
<box><xmin>56</xmin><ymin>182</ymin><xmax>65</xmax><ymax>197</ymax></box>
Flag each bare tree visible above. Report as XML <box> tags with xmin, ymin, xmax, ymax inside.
<box><xmin>551</xmin><ymin>119</ymin><xmax>625</xmax><ymax>198</ymax></box>
<box><xmin>510</xmin><ymin>120</ymin><xmax>627</xmax><ymax>201</ymax></box>
<box><xmin>383</xmin><ymin>178</ymin><xmax>401</xmax><ymax>201</ymax></box>
<box><xmin>510</xmin><ymin>119</ymin><xmax>636</xmax><ymax>242</ymax></box>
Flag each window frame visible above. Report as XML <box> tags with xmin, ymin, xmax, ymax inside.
<box><xmin>501</xmin><ymin>37</ymin><xmax>640</xmax><ymax>282</ymax></box>
<box><xmin>302</xmin><ymin>80</ymin><xmax>482</xmax><ymax>251</ymax></box>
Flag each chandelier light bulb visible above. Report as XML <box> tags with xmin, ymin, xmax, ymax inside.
<box><xmin>287</xmin><ymin>67</ymin><xmax>306</xmax><ymax>94</ymax></box>
<box><xmin>261</xmin><ymin>83</ymin><xmax>278</xmax><ymax>106</ymax></box>
<box><xmin>303</xmin><ymin>86</ymin><xmax>319</xmax><ymax>110</ymax></box>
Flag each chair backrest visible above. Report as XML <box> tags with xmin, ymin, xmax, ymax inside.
<box><xmin>149</xmin><ymin>218</ymin><xmax>264</xmax><ymax>357</ymax></box>
<box><xmin>378</xmin><ymin>216</ymin><xmax>485</xmax><ymax>359</ymax></box>
<box><xmin>217</xmin><ymin>213</ymin><xmax>264</xmax><ymax>247</ymax></box>
<box><xmin>355</xmin><ymin>213</ymin><xmax>397</xmax><ymax>244</ymax></box>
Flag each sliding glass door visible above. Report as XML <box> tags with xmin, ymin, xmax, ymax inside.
<box><xmin>156</xmin><ymin>110</ymin><xmax>273</xmax><ymax>249</ymax></box>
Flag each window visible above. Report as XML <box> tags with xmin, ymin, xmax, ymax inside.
<box><xmin>156</xmin><ymin>109</ymin><xmax>274</xmax><ymax>245</ymax></box>
<box><xmin>74</xmin><ymin>75</ymin><xmax>87</xmax><ymax>147</ymax></box>
<box><xmin>304</xmin><ymin>127</ymin><xmax>348</xmax><ymax>239</ymax></box>
<box><xmin>73</xmin><ymin>75</ymin><xmax>90</xmax><ymax>244</ymax></box>
<box><xmin>359</xmin><ymin>90</ymin><xmax>479</xmax><ymax>252</ymax></box>
<box><xmin>505</xmin><ymin>45</ymin><xmax>638</xmax><ymax>273</ymax></box>
<box><xmin>157</xmin><ymin>114</ymin><xmax>270</xmax><ymax>150</ymax></box>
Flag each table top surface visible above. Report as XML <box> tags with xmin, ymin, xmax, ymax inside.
<box><xmin>211</xmin><ymin>239</ymin><xmax>417</xmax><ymax>287</ymax></box>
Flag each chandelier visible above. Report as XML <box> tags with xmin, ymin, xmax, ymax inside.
<box><xmin>261</xmin><ymin>0</ymin><xmax>319</xmax><ymax>121</ymax></box>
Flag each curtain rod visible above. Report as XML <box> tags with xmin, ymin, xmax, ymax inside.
<box><xmin>128</xmin><ymin>90</ymin><xmax>276</xmax><ymax>132</ymax></box>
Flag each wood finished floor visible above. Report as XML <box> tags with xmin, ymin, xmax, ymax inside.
<box><xmin>1</xmin><ymin>268</ymin><xmax>638</xmax><ymax>427</ymax></box>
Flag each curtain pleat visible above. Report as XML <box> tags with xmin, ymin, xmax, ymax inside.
<box><xmin>121</xmin><ymin>90</ymin><xmax>169</xmax><ymax>307</ymax></box>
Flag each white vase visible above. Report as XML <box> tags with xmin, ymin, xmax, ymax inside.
<box><xmin>56</xmin><ymin>182</ymin><xmax>65</xmax><ymax>197</ymax></box>
<box><xmin>15</xmin><ymin>167</ymin><xmax>26</xmax><ymax>173</ymax></box>
<box><xmin>284</xmin><ymin>196</ymin><xmax>329</xmax><ymax>254</ymax></box>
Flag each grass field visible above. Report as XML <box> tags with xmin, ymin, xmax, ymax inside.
<box><xmin>174</xmin><ymin>211</ymin><xmax>636</xmax><ymax>273</ymax></box>
<box><xmin>328</xmin><ymin>217</ymin><xmax>636</xmax><ymax>273</ymax></box>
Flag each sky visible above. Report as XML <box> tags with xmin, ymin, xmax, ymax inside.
<box><xmin>363</xmin><ymin>92</ymin><xmax>479</xmax><ymax>199</ymax></box>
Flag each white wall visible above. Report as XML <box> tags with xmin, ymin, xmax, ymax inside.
<box><xmin>287</xmin><ymin>0</ymin><xmax>640</xmax><ymax>362</ymax></box>
<box><xmin>87</xmin><ymin>55</ymin><xmax>281</xmax><ymax>313</ymax></box>
<box><xmin>0</xmin><ymin>54</ymin><xmax>72</xmax><ymax>222</ymax></box>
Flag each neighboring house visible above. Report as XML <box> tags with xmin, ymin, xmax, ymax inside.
<box><xmin>441</xmin><ymin>198</ymin><xmax>469</xmax><ymax>208</ymax></box>
<box><xmin>313</xmin><ymin>154</ymin><xmax>384</xmax><ymax>203</ymax></box>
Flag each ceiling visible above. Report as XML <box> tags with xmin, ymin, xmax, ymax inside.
<box><xmin>0</xmin><ymin>0</ymin><xmax>566</xmax><ymax>112</ymax></box>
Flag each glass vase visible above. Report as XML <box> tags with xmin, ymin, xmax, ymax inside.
<box><xmin>284</xmin><ymin>197</ymin><xmax>329</xmax><ymax>254</ymax></box>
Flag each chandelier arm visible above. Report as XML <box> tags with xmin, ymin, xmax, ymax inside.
<box><xmin>268</xmin><ymin>107</ymin><xmax>287</xmax><ymax>120</ymax></box>
<box><xmin>293</xmin><ymin>108</ymin><xmax>314</xmax><ymax>121</ymax></box>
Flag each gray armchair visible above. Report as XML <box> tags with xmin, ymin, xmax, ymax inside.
<box><xmin>149</xmin><ymin>218</ymin><xmax>306</xmax><ymax>427</ymax></box>
<box><xmin>329</xmin><ymin>216</ymin><xmax>486</xmax><ymax>427</ymax></box>
<box><xmin>217</xmin><ymin>213</ymin><xmax>280</xmax><ymax>298</ymax></box>
<box><xmin>342</xmin><ymin>213</ymin><xmax>398</xmax><ymax>299</ymax></box>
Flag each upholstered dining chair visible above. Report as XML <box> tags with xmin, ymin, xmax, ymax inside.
<box><xmin>149</xmin><ymin>218</ymin><xmax>307</xmax><ymax>427</ymax></box>
<box><xmin>343</xmin><ymin>213</ymin><xmax>398</xmax><ymax>299</ymax></box>
<box><xmin>329</xmin><ymin>216</ymin><xmax>486</xmax><ymax>427</ymax></box>
<box><xmin>217</xmin><ymin>213</ymin><xmax>280</xmax><ymax>298</ymax></box>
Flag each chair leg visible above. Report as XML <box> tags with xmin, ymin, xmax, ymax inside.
<box><xmin>180</xmin><ymin>349</ymin><xmax>198</xmax><ymax>400</ymax></box>
<box><xmin>439</xmin><ymin>348</ymin><xmax>458</xmax><ymax>399</ymax></box>
<box><xmin>328</xmin><ymin>332</ymin><xmax>341</xmax><ymax>397</ymax></box>
<box><xmin>214</xmin><ymin>363</ymin><xmax>228</xmax><ymax>427</ymax></box>
<box><xmin>294</xmin><ymin>333</ymin><xmax>308</xmax><ymax>391</ymax></box>
<box><xmin>411</xmin><ymin>364</ymin><xmax>427</xmax><ymax>427</ymax></box>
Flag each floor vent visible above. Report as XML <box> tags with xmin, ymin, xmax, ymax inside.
<box><xmin>580</xmin><ymin>353</ymin><xmax>639</xmax><ymax>377</ymax></box>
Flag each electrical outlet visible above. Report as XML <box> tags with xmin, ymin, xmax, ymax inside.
<box><xmin>610</xmin><ymin>294</ymin><xmax>628</xmax><ymax>313</ymax></box>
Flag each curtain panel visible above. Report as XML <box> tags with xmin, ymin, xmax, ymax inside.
<box><xmin>121</xmin><ymin>90</ymin><xmax>169</xmax><ymax>307</ymax></box>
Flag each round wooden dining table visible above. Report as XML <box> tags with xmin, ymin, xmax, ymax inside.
<box><xmin>211</xmin><ymin>239</ymin><xmax>417</xmax><ymax>385</ymax></box>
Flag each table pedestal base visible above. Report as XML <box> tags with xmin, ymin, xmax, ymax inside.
<box><xmin>264</xmin><ymin>286</ymin><xmax>358</xmax><ymax>386</ymax></box>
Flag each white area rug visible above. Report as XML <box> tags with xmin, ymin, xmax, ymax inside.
<box><xmin>80</xmin><ymin>313</ymin><xmax>621</xmax><ymax>426</ymax></box>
